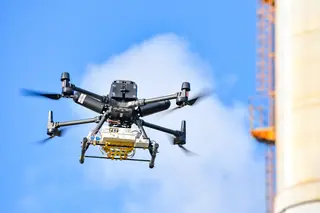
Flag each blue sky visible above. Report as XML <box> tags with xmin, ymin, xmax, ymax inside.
<box><xmin>0</xmin><ymin>1</ymin><xmax>265</xmax><ymax>213</ymax></box>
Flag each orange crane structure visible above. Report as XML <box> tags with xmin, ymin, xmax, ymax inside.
<box><xmin>249</xmin><ymin>1</ymin><xmax>275</xmax><ymax>213</ymax></box>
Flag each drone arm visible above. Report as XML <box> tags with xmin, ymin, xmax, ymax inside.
<box><xmin>128</xmin><ymin>81</ymin><xmax>191</xmax><ymax>108</ymax></box>
<box><xmin>51</xmin><ymin>116</ymin><xmax>101</xmax><ymax>128</ymax></box>
<box><xmin>70</xmin><ymin>84</ymin><xmax>106</xmax><ymax>102</ymax></box>
<box><xmin>141</xmin><ymin>82</ymin><xmax>191</xmax><ymax>106</ymax></box>
<box><xmin>139</xmin><ymin>119</ymin><xmax>180</xmax><ymax>137</ymax></box>
<box><xmin>60</xmin><ymin>72</ymin><xmax>107</xmax><ymax>102</ymax></box>
<box><xmin>127</xmin><ymin>93</ymin><xmax>178</xmax><ymax>108</ymax></box>
<box><xmin>144</xmin><ymin>93</ymin><xmax>178</xmax><ymax>104</ymax></box>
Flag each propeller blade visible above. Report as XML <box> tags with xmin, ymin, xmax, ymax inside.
<box><xmin>20</xmin><ymin>89</ymin><xmax>62</xmax><ymax>100</ymax></box>
<box><xmin>161</xmin><ymin>88</ymin><xmax>214</xmax><ymax>116</ymax></box>
<box><xmin>34</xmin><ymin>127</ymin><xmax>69</xmax><ymax>145</ymax></box>
<box><xmin>186</xmin><ymin>88</ymin><xmax>213</xmax><ymax>106</ymax></box>
<box><xmin>36</xmin><ymin>136</ymin><xmax>54</xmax><ymax>145</ymax></box>
<box><xmin>167</xmin><ymin>135</ymin><xmax>198</xmax><ymax>156</ymax></box>
<box><xmin>178</xmin><ymin>145</ymin><xmax>198</xmax><ymax>156</ymax></box>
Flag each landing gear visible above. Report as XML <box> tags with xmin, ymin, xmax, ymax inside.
<box><xmin>79</xmin><ymin>137</ymin><xmax>89</xmax><ymax>164</ymax></box>
<box><xmin>149</xmin><ymin>141</ymin><xmax>159</xmax><ymax>169</ymax></box>
<box><xmin>135</xmin><ymin>119</ymin><xmax>159</xmax><ymax>169</ymax></box>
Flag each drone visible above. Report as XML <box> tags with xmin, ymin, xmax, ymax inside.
<box><xmin>21</xmin><ymin>72</ymin><xmax>210</xmax><ymax>168</ymax></box>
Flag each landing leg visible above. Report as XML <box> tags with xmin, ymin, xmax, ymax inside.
<box><xmin>135</xmin><ymin>119</ymin><xmax>159</xmax><ymax>169</ymax></box>
<box><xmin>149</xmin><ymin>141</ymin><xmax>159</xmax><ymax>169</ymax></box>
<box><xmin>79</xmin><ymin>137</ymin><xmax>89</xmax><ymax>164</ymax></box>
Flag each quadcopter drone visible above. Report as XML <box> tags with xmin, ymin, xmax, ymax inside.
<box><xmin>21</xmin><ymin>72</ymin><xmax>209</xmax><ymax>168</ymax></box>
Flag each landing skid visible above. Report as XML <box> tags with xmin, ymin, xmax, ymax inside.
<box><xmin>84</xmin><ymin>156</ymin><xmax>150</xmax><ymax>162</ymax></box>
<box><xmin>79</xmin><ymin>137</ymin><xmax>159</xmax><ymax>169</ymax></box>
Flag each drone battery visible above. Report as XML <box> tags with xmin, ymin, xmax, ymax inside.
<box><xmin>73</xmin><ymin>92</ymin><xmax>105</xmax><ymax>113</ymax></box>
<box><xmin>110</xmin><ymin>80</ymin><xmax>137</xmax><ymax>101</ymax></box>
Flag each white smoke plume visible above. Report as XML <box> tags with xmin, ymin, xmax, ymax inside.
<box><xmin>74</xmin><ymin>34</ymin><xmax>265</xmax><ymax>213</ymax></box>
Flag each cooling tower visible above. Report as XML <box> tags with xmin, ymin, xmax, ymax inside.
<box><xmin>275</xmin><ymin>0</ymin><xmax>320</xmax><ymax>212</ymax></box>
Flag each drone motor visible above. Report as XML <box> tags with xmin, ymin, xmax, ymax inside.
<box><xmin>61</xmin><ymin>72</ymin><xmax>73</xmax><ymax>97</ymax></box>
<box><xmin>176</xmin><ymin>82</ymin><xmax>190</xmax><ymax>106</ymax></box>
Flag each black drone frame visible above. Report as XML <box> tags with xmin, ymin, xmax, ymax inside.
<box><xmin>44</xmin><ymin>74</ymin><xmax>190</xmax><ymax>168</ymax></box>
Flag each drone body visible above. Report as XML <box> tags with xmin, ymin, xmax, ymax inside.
<box><xmin>71</xmin><ymin>78</ymin><xmax>172</xmax><ymax>127</ymax></box>
<box><xmin>23</xmin><ymin>72</ymin><xmax>207</xmax><ymax>168</ymax></box>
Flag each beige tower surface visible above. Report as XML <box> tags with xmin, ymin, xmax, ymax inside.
<box><xmin>275</xmin><ymin>0</ymin><xmax>320</xmax><ymax>212</ymax></box>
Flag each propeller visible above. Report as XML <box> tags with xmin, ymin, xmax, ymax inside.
<box><xmin>35</xmin><ymin>128</ymin><xmax>68</xmax><ymax>145</ymax></box>
<box><xmin>20</xmin><ymin>88</ymin><xmax>62</xmax><ymax>100</ymax></box>
<box><xmin>167</xmin><ymin>135</ymin><xmax>198</xmax><ymax>156</ymax></box>
<box><xmin>165</xmin><ymin>88</ymin><xmax>214</xmax><ymax>114</ymax></box>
